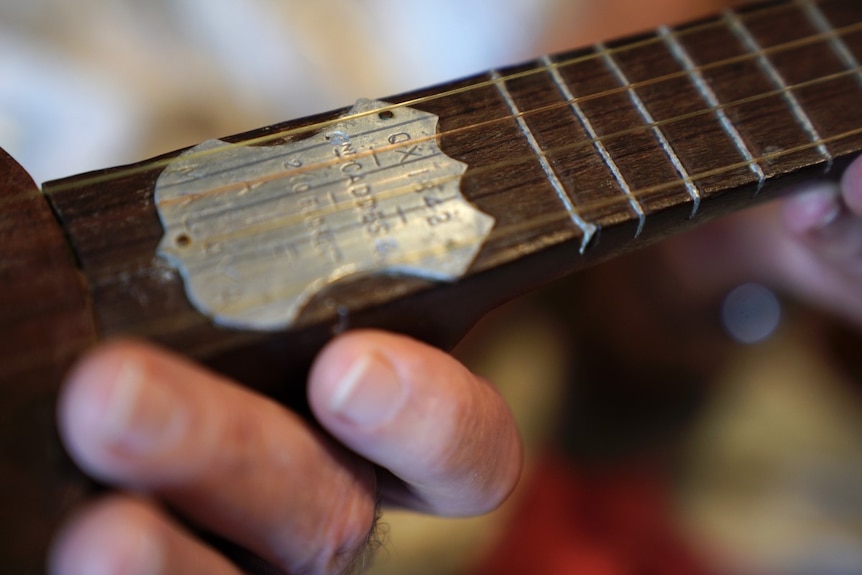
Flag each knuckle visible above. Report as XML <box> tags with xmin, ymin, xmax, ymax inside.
<box><xmin>205</xmin><ymin>394</ymin><xmax>272</xmax><ymax>475</ymax></box>
<box><xmin>275</xmin><ymin>466</ymin><xmax>379</xmax><ymax>575</ymax></box>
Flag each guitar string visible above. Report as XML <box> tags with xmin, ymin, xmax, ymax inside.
<box><xmin>10</xmin><ymin>117</ymin><xmax>852</xmax><ymax>353</ymax></box>
<box><xmin>29</xmin><ymin>5</ymin><xmax>860</xmax><ymax>308</ymax></box>
<box><xmin>156</xmin><ymin>121</ymin><xmax>862</xmax><ymax>322</ymax></box>
<box><xmin>29</xmin><ymin>4</ymin><xmax>862</xmax><ymax>270</ymax></box>
<box><xmin>84</xmin><ymin>59</ymin><xmax>856</xmax><ymax>296</ymax></box>
<box><xmin>41</xmin><ymin>0</ymin><xmax>831</xmax><ymax>195</ymax></box>
<box><xmin>74</xmin><ymin>15</ymin><xmax>862</xmax><ymax>244</ymax></box>
<box><xmin>0</xmin><ymin>0</ymin><xmax>856</xmax><ymax>362</ymax></box>
<box><xmin>76</xmin><ymin>62</ymin><xmax>862</xmax><ymax>327</ymax></box>
<box><xmin>47</xmin><ymin>26</ymin><xmax>862</xmax><ymax>263</ymax></box>
<box><xmin>149</xmin><ymin>64</ymin><xmax>862</xmax><ymax>251</ymax></box>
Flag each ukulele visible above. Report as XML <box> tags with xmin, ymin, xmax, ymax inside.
<box><xmin>2</xmin><ymin>0</ymin><xmax>861</xmax><ymax>571</ymax></box>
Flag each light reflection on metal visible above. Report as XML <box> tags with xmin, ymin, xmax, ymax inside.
<box><xmin>155</xmin><ymin>99</ymin><xmax>494</xmax><ymax>330</ymax></box>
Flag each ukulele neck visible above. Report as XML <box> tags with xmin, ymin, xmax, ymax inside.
<box><xmin>42</xmin><ymin>0</ymin><xmax>862</xmax><ymax>361</ymax></box>
<box><xmin>414</xmin><ymin>0</ymin><xmax>862</xmax><ymax>272</ymax></box>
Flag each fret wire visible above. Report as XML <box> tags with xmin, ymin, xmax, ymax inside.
<box><xmin>598</xmin><ymin>42</ymin><xmax>702</xmax><ymax>217</ymax></box>
<box><xmin>801</xmin><ymin>0</ymin><xmax>862</xmax><ymax>88</ymax></box>
<box><xmin>725</xmin><ymin>8</ymin><xmax>834</xmax><ymax>171</ymax></box>
<box><xmin>46</xmin><ymin>111</ymin><xmax>862</xmax><ymax>329</ymax></box>
<box><xmin>42</xmin><ymin>1</ymin><xmax>854</xmax><ymax>195</ymax></box>
<box><xmin>45</xmin><ymin>21</ymin><xmax>862</xmax><ymax>202</ymax></box>
<box><xmin>164</xmin><ymin>44</ymin><xmax>850</xmax><ymax>215</ymax></box>
<box><xmin>167</xmin><ymin>28</ymin><xmax>850</xmax><ymax>246</ymax></box>
<box><xmin>10</xmin><ymin>1</ymin><xmax>862</xmax><ymax>366</ymax></box>
<box><xmin>139</xmin><ymin>41</ymin><xmax>862</xmax><ymax>218</ymax></box>
<box><xmin>182</xmin><ymin>123</ymin><xmax>862</xmax><ymax>320</ymax></box>
<box><xmin>119</xmin><ymin>64</ymin><xmax>862</xmax><ymax>252</ymax></box>
<box><xmin>490</xmin><ymin>70</ymin><xmax>597</xmax><ymax>252</ymax></box>
<box><xmin>195</xmin><ymin>18</ymin><xmax>860</xmax><ymax>187</ymax></box>
<box><xmin>404</xmin><ymin>125</ymin><xmax>862</xmax><ymax>260</ymax></box>
<box><xmin>474</xmin><ymin>125</ymin><xmax>862</xmax><ymax>257</ymax></box>
<box><xmin>32</xmin><ymin>9</ymin><xmax>862</xmax><ymax>318</ymax></box>
<box><xmin>659</xmin><ymin>25</ymin><xmax>766</xmax><ymax>193</ymax></box>
<box><xmin>144</xmin><ymin>20</ymin><xmax>858</xmax><ymax>236</ymax></box>
<box><xmin>11</xmin><ymin>120</ymin><xmax>858</xmax><ymax>361</ymax></box>
<box><xmin>542</xmin><ymin>54</ymin><xmax>646</xmax><ymax>237</ymax></box>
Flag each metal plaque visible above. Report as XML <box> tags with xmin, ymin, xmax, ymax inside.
<box><xmin>154</xmin><ymin>99</ymin><xmax>494</xmax><ymax>331</ymax></box>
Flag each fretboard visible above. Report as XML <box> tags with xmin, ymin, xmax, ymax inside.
<box><xmin>4</xmin><ymin>2</ymin><xmax>862</xmax><ymax>572</ymax></box>
<box><xmin>407</xmin><ymin>0</ymin><xmax>862</xmax><ymax>271</ymax></box>
<box><xmin>43</xmin><ymin>0</ymin><xmax>862</xmax><ymax>373</ymax></box>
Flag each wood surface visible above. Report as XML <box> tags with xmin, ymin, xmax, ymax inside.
<box><xmin>3</xmin><ymin>0</ymin><xmax>862</xmax><ymax>572</ymax></box>
<box><xmin>0</xmin><ymin>148</ymin><xmax>97</xmax><ymax>573</ymax></box>
<box><xmin>45</xmin><ymin>0</ymin><xmax>862</xmax><ymax>373</ymax></box>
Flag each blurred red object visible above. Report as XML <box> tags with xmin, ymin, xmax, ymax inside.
<box><xmin>470</xmin><ymin>452</ymin><xmax>713</xmax><ymax>575</ymax></box>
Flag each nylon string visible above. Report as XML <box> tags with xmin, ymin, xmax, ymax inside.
<box><xmin>149</xmin><ymin>63</ymin><xmax>862</xmax><ymax>251</ymax></box>
<box><xmin>0</xmin><ymin>0</ymin><xmax>858</xmax><ymax>362</ymax></box>
<box><xmin>42</xmin><ymin>0</ymin><xmax>837</xmax><ymax>194</ymax></box>
<box><xmin>29</xmin><ymin>0</ymin><xmax>862</xmax><ymax>309</ymax></box>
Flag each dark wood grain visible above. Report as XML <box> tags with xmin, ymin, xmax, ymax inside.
<box><xmin>46</xmin><ymin>1</ymin><xmax>862</xmax><ymax>365</ymax></box>
<box><xmin>4</xmin><ymin>0</ymin><xmax>862</xmax><ymax>572</ymax></box>
<box><xmin>0</xmin><ymin>149</ymin><xmax>97</xmax><ymax>574</ymax></box>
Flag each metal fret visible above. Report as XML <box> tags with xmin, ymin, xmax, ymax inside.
<box><xmin>598</xmin><ymin>43</ymin><xmax>702</xmax><ymax>217</ymax></box>
<box><xmin>659</xmin><ymin>25</ymin><xmax>766</xmax><ymax>193</ymax></box>
<box><xmin>541</xmin><ymin>55</ymin><xmax>646</xmax><ymax>237</ymax></box>
<box><xmin>490</xmin><ymin>70</ymin><xmax>597</xmax><ymax>252</ymax></box>
<box><xmin>801</xmin><ymin>0</ymin><xmax>862</xmax><ymax>88</ymax></box>
<box><xmin>725</xmin><ymin>8</ymin><xmax>834</xmax><ymax>171</ymax></box>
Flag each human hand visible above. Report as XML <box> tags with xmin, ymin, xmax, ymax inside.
<box><xmin>49</xmin><ymin>331</ymin><xmax>521</xmax><ymax>575</ymax></box>
<box><xmin>769</xmin><ymin>157</ymin><xmax>862</xmax><ymax>324</ymax></box>
<box><xmin>661</xmin><ymin>155</ymin><xmax>862</xmax><ymax>329</ymax></box>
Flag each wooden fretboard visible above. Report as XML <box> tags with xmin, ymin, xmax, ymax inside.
<box><xmin>2</xmin><ymin>1</ymin><xmax>862</xmax><ymax>573</ymax></box>
<box><xmin>43</xmin><ymin>0</ymin><xmax>862</xmax><ymax>370</ymax></box>
<box><xmin>411</xmin><ymin>0</ymin><xmax>862</xmax><ymax>272</ymax></box>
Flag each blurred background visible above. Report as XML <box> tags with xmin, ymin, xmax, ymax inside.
<box><xmin>3</xmin><ymin>1</ymin><xmax>862</xmax><ymax>574</ymax></box>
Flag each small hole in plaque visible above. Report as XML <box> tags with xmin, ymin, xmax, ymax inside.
<box><xmin>176</xmin><ymin>234</ymin><xmax>192</xmax><ymax>247</ymax></box>
<box><xmin>378</xmin><ymin>110</ymin><xmax>395</xmax><ymax>120</ymax></box>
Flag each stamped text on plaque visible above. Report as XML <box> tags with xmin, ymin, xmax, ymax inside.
<box><xmin>154</xmin><ymin>99</ymin><xmax>494</xmax><ymax>330</ymax></box>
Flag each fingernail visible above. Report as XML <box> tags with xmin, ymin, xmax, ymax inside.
<box><xmin>101</xmin><ymin>361</ymin><xmax>185</xmax><ymax>453</ymax></box>
<box><xmin>785</xmin><ymin>184</ymin><xmax>841</xmax><ymax>234</ymax></box>
<box><xmin>329</xmin><ymin>353</ymin><xmax>405</xmax><ymax>427</ymax></box>
<box><xmin>76</xmin><ymin>527</ymin><xmax>162</xmax><ymax>575</ymax></box>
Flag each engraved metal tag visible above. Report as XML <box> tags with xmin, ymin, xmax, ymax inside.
<box><xmin>155</xmin><ymin>99</ymin><xmax>494</xmax><ymax>330</ymax></box>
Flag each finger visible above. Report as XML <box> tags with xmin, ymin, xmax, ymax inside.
<box><xmin>50</xmin><ymin>496</ymin><xmax>242</xmax><ymax>575</ymax></box>
<box><xmin>841</xmin><ymin>153</ymin><xmax>862</xmax><ymax>216</ymax></box>
<box><xmin>781</xmin><ymin>181</ymin><xmax>842</xmax><ymax>237</ymax></box>
<box><xmin>781</xmin><ymin>181</ymin><xmax>862</xmax><ymax>274</ymax></box>
<box><xmin>58</xmin><ymin>340</ymin><xmax>377</xmax><ymax>575</ymax></box>
<box><xmin>308</xmin><ymin>330</ymin><xmax>522</xmax><ymax>517</ymax></box>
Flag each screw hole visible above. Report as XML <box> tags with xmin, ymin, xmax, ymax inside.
<box><xmin>378</xmin><ymin>110</ymin><xmax>394</xmax><ymax>120</ymax></box>
<box><xmin>176</xmin><ymin>234</ymin><xmax>192</xmax><ymax>247</ymax></box>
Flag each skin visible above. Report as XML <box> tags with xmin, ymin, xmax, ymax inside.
<box><xmin>35</xmin><ymin>0</ymin><xmax>862</xmax><ymax>573</ymax></box>
<box><xmin>661</xmin><ymin>161</ymin><xmax>862</xmax><ymax>329</ymax></box>
<box><xmin>50</xmin><ymin>156</ymin><xmax>862</xmax><ymax>575</ymax></box>
<box><xmin>52</xmin><ymin>332</ymin><xmax>522</xmax><ymax>575</ymax></box>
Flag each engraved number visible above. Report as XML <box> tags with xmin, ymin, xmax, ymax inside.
<box><xmin>424</xmin><ymin>195</ymin><xmax>446</xmax><ymax>208</ymax></box>
<box><xmin>427</xmin><ymin>212</ymin><xmax>452</xmax><ymax>226</ymax></box>
<box><xmin>289</xmin><ymin>174</ymin><xmax>312</xmax><ymax>194</ymax></box>
<box><xmin>374</xmin><ymin>237</ymin><xmax>399</xmax><ymax>260</ymax></box>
